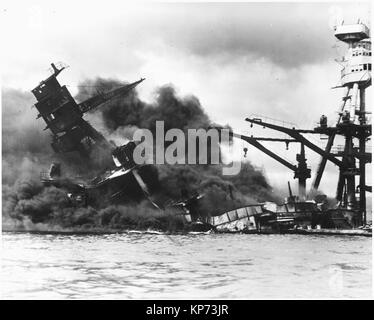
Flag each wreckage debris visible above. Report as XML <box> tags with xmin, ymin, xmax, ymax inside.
<box><xmin>25</xmin><ymin>23</ymin><xmax>373</xmax><ymax>238</ymax></box>
<box><xmin>33</xmin><ymin>63</ymin><xmax>158</xmax><ymax>209</ymax></box>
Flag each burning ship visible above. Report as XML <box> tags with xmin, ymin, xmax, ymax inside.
<box><xmin>31</xmin><ymin>63</ymin><xmax>161</xmax><ymax>209</ymax></box>
<box><xmin>29</xmin><ymin>21</ymin><xmax>372</xmax><ymax>236</ymax></box>
<box><xmin>31</xmin><ymin>62</ymin><xmax>201</xmax><ymax>223</ymax></box>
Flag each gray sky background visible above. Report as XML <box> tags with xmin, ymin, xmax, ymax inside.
<box><xmin>1</xmin><ymin>0</ymin><xmax>372</xmax><ymax>198</ymax></box>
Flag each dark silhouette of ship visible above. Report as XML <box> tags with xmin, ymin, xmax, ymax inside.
<box><xmin>32</xmin><ymin>62</ymin><xmax>159</xmax><ymax>208</ymax></box>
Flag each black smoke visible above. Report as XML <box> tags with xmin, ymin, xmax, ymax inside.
<box><xmin>2</xmin><ymin>80</ymin><xmax>278</xmax><ymax>232</ymax></box>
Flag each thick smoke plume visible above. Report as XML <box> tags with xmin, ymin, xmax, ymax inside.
<box><xmin>2</xmin><ymin>80</ymin><xmax>278</xmax><ymax>232</ymax></box>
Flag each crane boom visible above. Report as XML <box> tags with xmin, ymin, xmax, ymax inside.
<box><xmin>78</xmin><ymin>78</ymin><xmax>145</xmax><ymax>113</ymax></box>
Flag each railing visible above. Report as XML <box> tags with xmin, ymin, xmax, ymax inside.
<box><xmin>248</xmin><ymin>114</ymin><xmax>298</xmax><ymax>129</ymax></box>
<box><xmin>40</xmin><ymin>172</ymin><xmax>51</xmax><ymax>181</ymax></box>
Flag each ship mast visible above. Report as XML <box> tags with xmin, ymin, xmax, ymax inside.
<box><xmin>313</xmin><ymin>22</ymin><xmax>371</xmax><ymax>225</ymax></box>
<box><xmin>237</xmin><ymin>22</ymin><xmax>371</xmax><ymax>226</ymax></box>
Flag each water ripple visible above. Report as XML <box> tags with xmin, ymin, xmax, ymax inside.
<box><xmin>1</xmin><ymin>232</ymin><xmax>372</xmax><ymax>299</ymax></box>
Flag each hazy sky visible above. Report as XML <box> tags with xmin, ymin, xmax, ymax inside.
<box><xmin>1</xmin><ymin>0</ymin><xmax>372</xmax><ymax>197</ymax></box>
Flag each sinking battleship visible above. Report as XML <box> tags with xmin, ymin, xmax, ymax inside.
<box><xmin>32</xmin><ymin>62</ymin><xmax>162</xmax><ymax>209</ymax></box>
<box><xmin>30</xmin><ymin>21</ymin><xmax>372</xmax><ymax>236</ymax></box>
<box><xmin>31</xmin><ymin>63</ymin><xmax>201</xmax><ymax>220</ymax></box>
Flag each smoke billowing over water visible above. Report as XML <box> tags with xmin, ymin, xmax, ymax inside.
<box><xmin>2</xmin><ymin>79</ymin><xmax>278</xmax><ymax>232</ymax></box>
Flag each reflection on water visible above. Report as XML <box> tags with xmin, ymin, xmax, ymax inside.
<box><xmin>1</xmin><ymin>232</ymin><xmax>372</xmax><ymax>299</ymax></box>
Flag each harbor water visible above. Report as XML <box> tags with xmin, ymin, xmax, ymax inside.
<box><xmin>1</xmin><ymin>232</ymin><xmax>372</xmax><ymax>299</ymax></box>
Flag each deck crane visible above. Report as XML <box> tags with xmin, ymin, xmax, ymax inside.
<box><xmin>231</xmin><ymin>132</ymin><xmax>311</xmax><ymax>199</ymax></box>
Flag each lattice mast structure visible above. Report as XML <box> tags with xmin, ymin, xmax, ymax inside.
<box><xmin>241</xmin><ymin>23</ymin><xmax>371</xmax><ymax>226</ymax></box>
<box><xmin>312</xmin><ymin>23</ymin><xmax>372</xmax><ymax>224</ymax></box>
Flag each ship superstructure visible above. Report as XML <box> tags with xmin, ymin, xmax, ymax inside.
<box><xmin>32</xmin><ymin>63</ymin><xmax>159</xmax><ymax>208</ymax></box>
<box><xmin>312</xmin><ymin>22</ymin><xmax>371</xmax><ymax>224</ymax></box>
<box><xmin>32</xmin><ymin>62</ymin><xmax>144</xmax><ymax>157</ymax></box>
<box><xmin>230</xmin><ymin>22</ymin><xmax>372</xmax><ymax>229</ymax></box>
